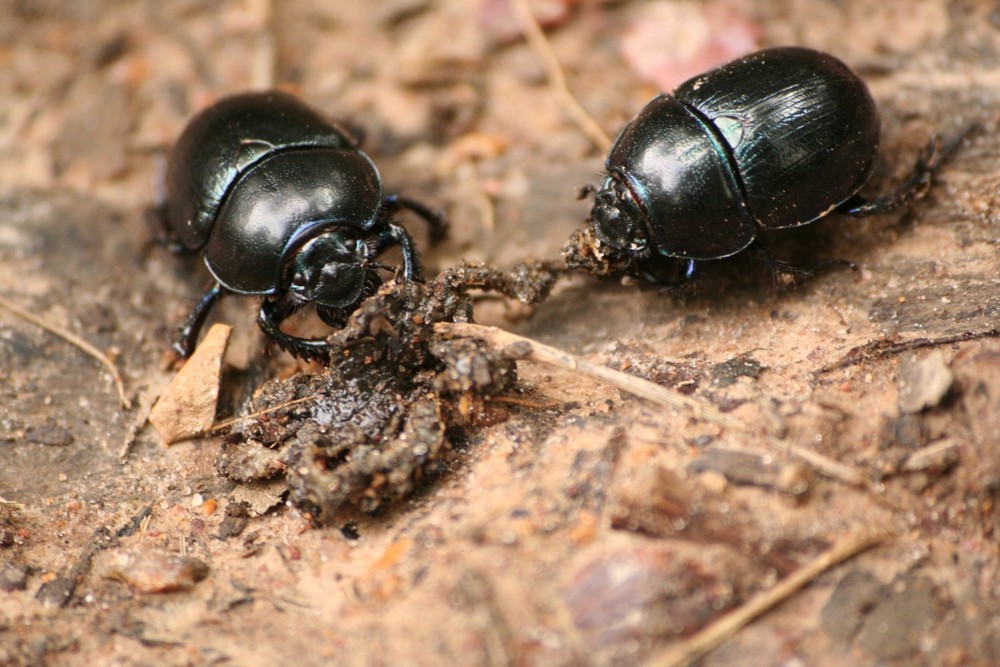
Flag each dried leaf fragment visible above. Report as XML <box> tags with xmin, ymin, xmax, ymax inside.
<box><xmin>150</xmin><ymin>323</ymin><xmax>231</xmax><ymax>444</ymax></box>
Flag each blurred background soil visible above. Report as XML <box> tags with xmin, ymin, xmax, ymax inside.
<box><xmin>1</xmin><ymin>1</ymin><xmax>999</xmax><ymax>665</ymax></box>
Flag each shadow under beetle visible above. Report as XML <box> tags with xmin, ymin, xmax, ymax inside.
<box><xmin>582</xmin><ymin>46</ymin><xmax>964</xmax><ymax>284</ymax></box>
<box><xmin>162</xmin><ymin>91</ymin><xmax>445</xmax><ymax>360</ymax></box>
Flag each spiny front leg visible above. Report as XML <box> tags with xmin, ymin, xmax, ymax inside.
<box><xmin>373</xmin><ymin>222</ymin><xmax>423</xmax><ymax>282</ymax></box>
<box><xmin>174</xmin><ymin>281</ymin><xmax>224</xmax><ymax>358</ymax></box>
<box><xmin>257</xmin><ymin>298</ymin><xmax>332</xmax><ymax>362</ymax></box>
<box><xmin>382</xmin><ymin>194</ymin><xmax>448</xmax><ymax>244</ymax></box>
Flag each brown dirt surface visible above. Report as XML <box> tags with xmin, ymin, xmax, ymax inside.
<box><xmin>2</xmin><ymin>1</ymin><xmax>1000</xmax><ymax>665</ymax></box>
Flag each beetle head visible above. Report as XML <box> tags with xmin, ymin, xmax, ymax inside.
<box><xmin>590</xmin><ymin>173</ymin><xmax>650</xmax><ymax>256</ymax></box>
<box><xmin>285</xmin><ymin>230</ymin><xmax>371</xmax><ymax>309</ymax></box>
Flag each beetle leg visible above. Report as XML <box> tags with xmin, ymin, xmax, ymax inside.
<box><xmin>630</xmin><ymin>256</ymin><xmax>697</xmax><ymax>287</ymax></box>
<box><xmin>753</xmin><ymin>240</ymin><xmax>856</xmax><ymax>286</ymax></box>
<box><xmin>174</xmin><ymin>281</ymin><xmax>224</xmax><ymax>358</ymax></box>
<box><xmin>752</xmin><ymin>242</ymin><xmax>815</xmax><ymax>285</ymax></box>
<box><xmin>144</xmin><ymin>203</ymin><xmax>188</xmax><ymax>255</ymax></box>
<box><xmin>839</xmin><ymin>125</ymin><xmax>978</xmax><ymax>217</ymax></box>
<box><xmin>374</xmin><ymin>222</ymin><xmax>424</xmax><ymax>282</ymax></box>
<box><xmin>382</xmin><ymin>195</ymin><xmax>448</xmax><ymax>244</ymax></box>
<box><xmin>257</xmin><ymin>298</ymin><xmax>331</xmax><ymax>361</ymax></box>
<box><xmin>837</xmin><ymin>161</ymin><xmax>932</xmax><ymax>217</ymax></box>
<box><xmin>315</xmin><ymin>305</ymin><xmax>351</xmax><ymax>329</ymax></box>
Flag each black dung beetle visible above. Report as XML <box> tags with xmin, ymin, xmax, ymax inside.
<box><xmin>582</xmin><ymin>46</ymin><xmax>961</xmax><ymax>284</ymax></box>
<box><xmin>162</xmin><ymin>91</ymin><xmax>445</xmax><ymax>360</ymax></box>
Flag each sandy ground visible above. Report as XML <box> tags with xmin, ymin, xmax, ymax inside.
<box><xmin>2</xmin><ymin>1</ymin><xmax>1000</xmax><ymax>665</ymax></box>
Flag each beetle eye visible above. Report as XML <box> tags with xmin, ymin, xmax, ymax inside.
<box><xmin>343</xmin><ymin>238</ymin><xmax>358</xmax><ymax>252</ymax></box>
<box><xmin>290</xmin><ymin>273</ymin><xmax>308</xmax><ymax>290</ymax></box>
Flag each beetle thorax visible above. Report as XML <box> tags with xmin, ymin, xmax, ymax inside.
<box><xmin>590</xmin><ymin>173</ymin><xmax>651</xmax><ymax>255</ymax></box>
<box><xmin>285</xmin><ymin>231</ymin><xmax>370</xmax><ymax>309</ymax></box>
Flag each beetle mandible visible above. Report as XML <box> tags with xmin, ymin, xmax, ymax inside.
<box><xmin>581</xmin><ymin>46</ymin><xmax>960</xmax><ymax>284</ymax></box>
<box><xmin>162</xmin><ymin>91</ymin><xmax>445</xmax><ymax>360</ymax></box>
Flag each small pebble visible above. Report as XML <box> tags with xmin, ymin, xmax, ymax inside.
<box><xmin>897</xmin><ymin>350</ymin><xmax>953</xmax><ymax>414</ymax></box>
<box><xmin>97</xmin><ymin>546</ymin><xmax>208</xmax><ymax>593</ymax></box>
<box><xmin>0</xmin><ymin>564</ymin><xmax>29</xmax><ymax>592</ymax></box>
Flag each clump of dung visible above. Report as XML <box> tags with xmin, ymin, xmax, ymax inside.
<box><xmin>216</xmin><ymin>262</ymin><xmax>560</xmax><ymax>523</ymax></box>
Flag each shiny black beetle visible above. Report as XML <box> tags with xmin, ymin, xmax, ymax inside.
<box><xmin>583</xmin><ymin>46</ymin><xmax>958</xmax><ymax>283</ymax></box>
<box><xmin>163</xmin><ymin>91</ymin><xmax>444</xmax><ymax>360</ymax></box>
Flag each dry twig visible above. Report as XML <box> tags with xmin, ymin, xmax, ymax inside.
<box><xmin>0</xmin><ymin>295</ymin><xmax>130</xmax><ymax>409</ymax></box>
<box><xmin>118</xmin><ymin>384</ymin><xmax>165</xmax><ymax>462</ymax></box>
<box><xmin>510</xmin><ymin>0</ymin><xmax>613</xmax><ymax>153</ymax></box>
<box><xmin>898</xmin><ymin>438</ymin><xmax>961</xmax><ymax>474</ymax></box>
<box><xmin>817</xmin><ymin>329</ymin><xmax>1000</xmax><ymax>375</ymax></box>
<box><xmin>200</xmin><ymin>394</ymin><xmax>318</xmax><ymax>436</ymax></box>
<box><xmin>436</xmin><ymin>322</ymin><xmax>875</xmax><ymax>490</ymax></box>
<box><xmin>436</xmin><ymin>321</ymin><xmax>742</xmax><ymax>430</ymax></box>
<box><xmin>249</xmin><ymin>0</ymin><xmax>276</xmax><ymax>89</ymax></box>
<box><xmin>645</xmin><ymin>531</ymin><xmax>886</xmax><ymax>667</ymax></box>
<box><xmin>769</xmin><ymin>438</ymin><xmax>868</xmax><ymax>488</ymax></box>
